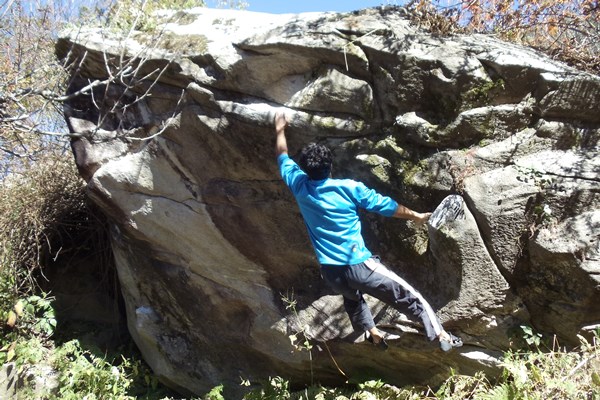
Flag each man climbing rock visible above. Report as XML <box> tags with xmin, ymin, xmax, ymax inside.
<box><xmin>274</xmin><ymin>111</ymin><xmax>462</xmax><ymax>351</ymax></box>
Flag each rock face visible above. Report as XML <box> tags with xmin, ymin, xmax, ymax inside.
<box><xmin>56</xmin><ymin>6</ymin><xmax>600</xmax><ymax>397</ymax></box>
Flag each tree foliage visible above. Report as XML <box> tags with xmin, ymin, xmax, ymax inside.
<box><xmin>406</xmin><ymin>0</ymin><xmax>599</xmax><ymax>74</ymax></box>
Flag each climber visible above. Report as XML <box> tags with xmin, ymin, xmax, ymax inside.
<box><xmin>274</xmin><ymin>111</ymin><xmax>462</xmax><ymax>351</ymax></box>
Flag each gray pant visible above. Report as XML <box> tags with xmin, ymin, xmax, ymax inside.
<box><xmin>320</xmin><ymin>257</ymin><xmax>443</xmax><ymax>341</ymax></box>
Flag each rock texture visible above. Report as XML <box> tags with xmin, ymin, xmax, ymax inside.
<box><xmin>56</xmin><ymin>6</ymin><xmax>600</xmax><ymax>397</ymax></box>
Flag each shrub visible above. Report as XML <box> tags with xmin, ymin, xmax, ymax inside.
<box><xmin>406</xmin><ymin>0</ymin><xmax>599</xmax><ymax>74</ymax></box>
<box><xmin>0</xmin><ymin>155</ymin><xmax>91</xmax><ymax>344</ymax></box>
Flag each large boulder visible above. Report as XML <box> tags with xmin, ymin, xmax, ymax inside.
<box><xmin>55</xmin><ymin>6</ymin><xmax>600</xmax><ymax>397</ymax></box>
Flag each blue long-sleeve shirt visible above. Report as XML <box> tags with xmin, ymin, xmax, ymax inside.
<box><xmin>278</xmin><ymin>153</ymin><xmax>398</xmax><ymax>265</ymax></box>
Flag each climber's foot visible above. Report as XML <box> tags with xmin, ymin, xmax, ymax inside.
<box><xmin>439</xmin><ymin>331</ymin><xmax>463</xmax><ymax>352</ymax></box>
<box><xmin>366</xmin><ymin>330</ymin><xmax>389</xmax><ymax>350</ymax></box>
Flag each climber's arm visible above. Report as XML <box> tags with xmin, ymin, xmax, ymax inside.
<box><xmin>275</xmin><ymin>111</ymin><xmax>288</xmax><ymax>157</ymax></box>
<box><xmin>393</xmin><ymin>204</ymin><xmax>431</xmax><ymax>225</ymax></box>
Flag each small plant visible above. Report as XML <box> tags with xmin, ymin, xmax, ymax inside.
<box><xmin>476</xmin><ymin>382</ymin><xmax>516</xmax><ymax>400</ymax></box>
<box><xmin>434</xmin><ymin>370</ymin><xmax>491</xmax><ymax>400</ymax></box>
<box><xmin>0</xmin><ymin>292</ymin><xmax>57</xmax><ymax>363</ymax></box>
<box><xmin>204</xmin><ymin>384</ymin><xmax>225</xmax><ymax>400</ymax></box>
<box><xmin>242</xmin><ymin>376</ymin><xmax>290</xmax><ymax>400</ymax></box>
<box><xmin>281</xmin><ymin>291</ymin><xmax>313</xmax><ymax>355</ymax></box>
<box><xmin>0</xmin><ymin>336</ymin><xmax>46</xmax><ymax>366</ymax></box>
<box><xmin>520</xmin><ymin>324</ymin><xmax>543</xmax><ymax>348</ymax></box>
<box><xmin>357</xmin><ymin>379</ymin><xmax>426</xmax><ymax>400</ymax></box>
<box><xmin>45</xmin><ymin>339</ymin><xmax>167</xmax><ymax>399</ymax></box>
<box><xmin>24</xmin><ymin>294</ymin><xmax>57</xmax><ymax>337</ymax></box>
<box><xmin>50</xmin><ymin>340</ymin><xmax>128</xmax><ymax>398</ymax></box>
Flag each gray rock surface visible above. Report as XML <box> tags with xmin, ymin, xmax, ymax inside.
<box><xmin>55</xmin><ymin>6</ymin><xmax>600</xmax><ymax>397</ymax></box>
<box><xmin>0</xmin><ymin>363</ymin><xmax>17</xmax><ymax>400</ymax></box>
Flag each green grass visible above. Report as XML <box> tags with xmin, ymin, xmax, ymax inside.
<box><xmin>238</xmin><ymin>335</ymin><xmax>600</xmax><ymax>399</ymax></box>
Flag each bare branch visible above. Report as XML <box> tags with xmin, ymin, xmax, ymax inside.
<box><xmin>0</xmin><ymin>144</ymin><xmax>26</xmax><ymax>158</ymax></box>
<box><xmin>126</xmin><ymin>89</ymin><xmax>185</xmax><ymax>141</ymax></box>
<box><xmin>13</xmin><ymin>120</ymin><xmax>81</xmax><ymax>138</ymax></box>
<box><xmin>341</xmin><ymin>28</ymin><xmax>381</xmax><ymax>71</ymax></box>
<box><xmin>0</xmin><ymin>114</ymin><xmax>29</xmax><ymax>123</ymax></box>
<box><xmin>16</xmin><ymin>78</ymin><xmax>111</xmax><ymax>103</ymax></box>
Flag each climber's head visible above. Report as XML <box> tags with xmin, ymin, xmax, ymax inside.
<box><xmin>298</xmin><ymin>142</ymin><xmax>333</xmax><ymax>180</ymax></box>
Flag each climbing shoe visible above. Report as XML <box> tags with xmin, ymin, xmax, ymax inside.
<box><xmin>366</xmin><ymin>331</ymin><xmax>389</xmax><ymax>351</ymax></box>
<box><xmin>440</xmin><ymin>332</ymin><xmax>463</xmax><ymax>352</ymax></box>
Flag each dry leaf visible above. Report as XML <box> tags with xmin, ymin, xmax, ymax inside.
<box><xmin>6</xmin><ymin>311</ymin><xmax>17</xmax><ymax>328</ymax></box>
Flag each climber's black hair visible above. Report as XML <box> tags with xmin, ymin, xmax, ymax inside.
<box><xmin>298</xmin><ymin>142</ymin><xmax>333</xmax><ymax>180</ymax></box>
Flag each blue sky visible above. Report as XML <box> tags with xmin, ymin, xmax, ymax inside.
<box><xmin>241</xmin><ymin>0</ymin><xmax>403</xmax><ymax>14</ymax></box>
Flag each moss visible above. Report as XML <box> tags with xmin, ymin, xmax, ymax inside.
<box><xmin>478</xmin><ymin>138</ymin><xmax>493</xmax><ymax>147</ymax></box>
<box><xmin>212</xmin><ymin>18</ymin><xmax>235</xmax><ymax>26</ymax></box>
<box><xmin>460</xmin><ymin>79</ymin><xmax>505</xmax><ymax>111</ymax></box>
<box><xmin>430</xmin><ymin>93</ymin><xmax>460</xmax><ymax>120</ymax></box>
<box><xmin>170</xmin><ymin>11</ymin><xmax>197</xmax><ymax>25</ymax></box>
<box><xmin>400</xmin><ymin>158</ymin><xmax>437</xmax><ymax>188</ymax></box>
<box><xmin>319</xmin><ymin>116</ymin><xmax>337</xmax><ymax>129</ymax></box>
<box><xmin>351</xmin><ymin>119</ymin><xmax>365</xmax><ymax>131</ymax></box>
<box><xmin>400</xmin><ymin>159</ymin><xmax>425</xmax><ymax>185</ymax></box>
<box><xmin>362</xmin><ymin>95</ymin><xmax>375</xmax><ymax>119</ymax></box>
<box><xmin>367</xmin><ymin>156</ymin><xmax>390</xmax><ymax>183</ymax></box>
<box><xmin>473</xmin><ymin>111</ymin><xmax>495</xmax><ymax>139</ymax></box>
<box><xmin>316</xmin><ymin>115</ymin><xmax>362</xmax><ymax>131</ymax></box>
<box><xmin>354</xmin><ymin>154</ymin><xmax>392</xmax><ymax>184</ymax></box>
<box><xmin>373</xmin><ymin>136</ymin><xmax>407</xmax><ymax>158</ymax></box>
<box><xmin>341</xmin><ymin>137</ymin><xmax>374</xmax><ymax>153</ymax></box>
<box><xmin>136</xmin><ymin>32</ymin><xmax>208</xmax><ymax>54</ymax></box>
